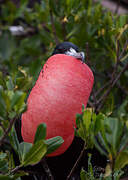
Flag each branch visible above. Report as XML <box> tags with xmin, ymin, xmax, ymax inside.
<box><xmin>0</xmin><ymin>121</ymin><xmax>6</xmax><ymax>132</ymax></box>
<box><xmin>95</xmin><ymin>39</ymin><xmax>127</xmax><ymax>98</ymax></box>
<box><xmin>41</xmin><ymin>158</ymin><xmax>54</xmax><ymax>180</ymax></box>
<box><xmin>96</xmin><ymin>61</ymin><xmax>128</xmax><ymax>113</ymax></box>
<box><xmin>85</xmin><ymin>43</ymin><xmax>98</xmax><ymax>108</ymax></box>
<box><xmin>10</xmin><ymin>165</ymin><xmax>22</xmax><ymax>174</ymax></box>
<box><xmin>119</xmin><ymin>39</ymin><xmax>128</xmax><ymax>61</ymax></box>
<box><xmin>50</xmin><ymin>10</ymin><xmax>60</xmax><ymax>45</ymax></box>
<box><xmin>95</xmin><ymin>80</ymin><xmax>111</xmax><ymax>98</ymax></box>
<box><xmin>107</xmin><ymin>72</ymin><xmax>128</xmax><ymax>96</ymax></box>
<box><xmin>66</xmin><ymin>142</ymin><xmax>86</xmax><ymax>180</ymax></box>
<box><xmin>61</xmin><ymin>17</ymin><xmax>67</xmax><ymax>41</ymax></box>
<box><xmin>85</xmin><ymin>42</ymin><xmax>91</xmax><ymax>66</ymax></box>
<box><xmin>0</xmin><ymin>117</ymin><xmax>16</xmax><ymax>146</ymax></box>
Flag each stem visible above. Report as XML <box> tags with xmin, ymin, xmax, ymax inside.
<box><xmin>96</xmin><ymin>61</ymin><xmax>128</xmax><ymax>113</ymax></box>
<box><xmin>66</xmin><ymin>142</ymin><xmax>86</xmax><ymax>180</ymax></box>
<box><xmin>95</xmin><ymin>80</ymin><xmax>111</xmax><ymax>98</ymax></box>
<box><xmin>119</xmin><ymin>39</ymin><xmax>128</xmax><ymax>61</ymax></box>
<box><xmin>41</xmin><ymin>158</ymin><xmax>54</xmax><ymax>180</ymax></box>
<box><xmin>0</xmin><ymin>121</ymin><xmax>6</xmax><ymax>132</ymax></box>
<box><xmin>10</xmin><ymin>165</ymin><xmax>22</xmax><ymax>174</ymax></box>
<box><xmin>107</xmin><ymin>72</ymin><xmax>128</xmax><ymax>95</ymax></box>
<box><xmin>117</xmin><ymin>140</ymin><xmax>128</xmax><ymax>158</ymax></box>
<box><xmin>111</xmin><ymin>158</ymin><xmax>115</xmax><ymax>180</ymax></box>
<box><xmin>50</xmin><ymin>10</ymin><xmax>59</xmax><ymax>45</ymax></box>
<box><xmin>0</xmin><ymin>117</ymin><xmax>16</xmax><ymax>146</ymax></box>
<box><xmin>85</xmin><ymin>42</ymin><xmax>91</xmax><ymax>66</ymax></box>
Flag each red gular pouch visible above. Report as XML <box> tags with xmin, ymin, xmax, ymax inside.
<box><xmin>21</xmin><ymin>54</ymin><xmax>94</xmax><ymax>156</ymax></box>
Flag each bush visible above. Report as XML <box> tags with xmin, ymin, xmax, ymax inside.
<box><xmin>0</xmin><ymin>0</ymin><xmax>128</xmax><ymax>179</ymax></box>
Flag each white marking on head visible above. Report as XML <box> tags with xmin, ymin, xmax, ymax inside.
<box><xmin>65</xmin><ymin>48</ymin><xmax>85</xmax><ymax>62</ymax></box>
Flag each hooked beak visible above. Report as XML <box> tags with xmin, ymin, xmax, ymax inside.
<box><xmin>75</xmin><ymin>51</ymin><xmax>85</xmax><ymax>62</ymax></box>
<box><xmin>65</xmin><ymin>48</ymin><xmax>85</xmax><ymax>62</ymax></box>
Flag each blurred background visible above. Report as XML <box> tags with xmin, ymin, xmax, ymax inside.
<box><xmin>0</xmin><ymin>1</ymin><xmax>128</xmax><ymax>179</ymax></box>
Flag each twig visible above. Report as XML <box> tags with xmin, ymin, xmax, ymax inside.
<box><xmin>119</xmin><ymin>39</ymin><xmax>128</xmax><ymax>61</ymax></box>
<box><xmin>85</xmin><ymin>43</ymin><xmax>98</xmax><ymax>110</ymax></box>
<box><xmin>0</xmin><ymin>117</ymin><xmax>16</xmax><ymax>146</ymax></box>
<box><xmin>85</xmin><ymin>42</ymin><xmax>91</xmax><ymax>66</ymax></box>
<box><xmin>66</xmin><ymin>142</ymin><xmax>86</xmax><ymax>180</ymax></box>
<box><xmin>23</xmin><ymin>169</ymin><xmax>45</xmax><ymax>175</ymax></box>
<box><xmin>61</xmin><ymin>17</ymin><xmax>67</xmax><ymax>41</ymax></box>
<box><xmin>95</xmin><ymin>70</ymin><xmax>128</xmax><ymax>99</ymax></box>
<box><xmin>41</xmin><ymin>158</ymin><xmax>54</xmax><ymax>180</ymax></box>
<box><xmin>95</xmin><ymin>40</ymin><xmax>121</xmax><ymax>112</ymax></box>
<box><xmin>0</xmin><ymin>121</ymin><xmax>6</xmax><ymax>132</ymax></box>
<box><xmin>96</xmin><ymin>61</ymin><xmax>128</xmax><ymax>113</ymax></box>
<box><xmin>107</xmin><ymin>72</ymin><xmax>128</xmax><ymax>96</ymax></box>
<box><xmin>111</xmin><ymin>40</ymin><xmax>120</xmax><ymax>80</ymax></box>
<box><xmin>10</xmin><ymin>165</ymin><xmax>22</xmax><ymax>174</ymax></box>
<box><xmin>88</xmin><ymin>100</ymin><xmax>95</xmax><ymax>108</ymax></box>
<box><xmin>95</xmin><ymin>40</ymin><xmax>126</xmax><ymax>99</ymax></box>
<box><xmin>116</xmin><ymin>125</ymin><xmax>128</xmax><ymax>157</ymax></box>
<box><xmin>50</xmin><ymin>10</ymin><xmax>60</xmax><ymax>45</ymax></box>
<box><xmin>95</xmin><ymin>80</ymin><xmax>111</xmax><ymax>98</ymax></box>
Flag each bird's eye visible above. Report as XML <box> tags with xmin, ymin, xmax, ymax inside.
<box><xmin>58</xmin><ymin>47</ymin><xmax>66</xmax><ymax>53</ymax></box>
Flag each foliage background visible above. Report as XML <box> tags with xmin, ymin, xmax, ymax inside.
<box><xmin>0</xmin><ymin>0</ymin><xmax>128</xmax><ymax>179</ymax></box>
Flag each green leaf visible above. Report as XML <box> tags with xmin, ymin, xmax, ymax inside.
<box><xmin>115</xmin><ymin>151</ymin><xmax>128</xmax><ymax>170</ymax></box>
<box><xmin>93</xmin><ymin>135</ymin><xmax>108</xmax><ymax>157</ymax></box>
<box><xmin>104</xmin><ymin>117</ymin><xmax>123</xmax><ymax>155</ymax></box>
<box><xmin>34</xmin><ymin>123</ymin><xmax>47</xmax><ymax>144</ymax></box>
<box><xmin>6</xmin><ymin>76</ymin><xmax>14</xmax><ymax>90</ymax></box>
<box><xmin>0</xmin><ymin>31</ymin><xmax>16</xmax><ymax>60</ymax></box>
<box><xmin>102</xmin><ymin>93</ymin><xmax>114</xmax><ymax>116</ymax></box>
<box><xmin>0</xmin><ymin>159</ymin><xmax>8</xmax><ymax>173</ymax></box>
<box><xmin>0</xmin><ymin>86</ymin><xmax>6</xmax><ymax>117</ymax></box>
<box><xmin>117</xmin><ymin>15</ymin><xmax>128</xmax><ymax>28</ymax></box>
<box><xmin>11</xmin><ymin>91</ymin><xmax>26</xmax><ymax>110</ymax></box>
<box><xmin>87</xmin><ymin>153</ymin><xmax>94</xmax><ymax>177</ymax></box>
<box><xmin>80</xmin><ymin>168</ymin><xmax>87</xmax><ymax>180</ymax></box>
<box><xmin>19</xmin><ymin>142</ymin><xmax>32</xmax><ymax>163</ymax></box>
<box><xmin>94</xmin><ymin>113</ymin><xmax>105</xmax><ymax>134</ymax></box>
<box><xmin>22</xmin><ymin>140</ymin><xmax>47</xmax><ymax>166</ymax></box>
<box><xmin>66</xmin><ymin>26</ymin><xmax>79</xmax><ymax>39</ymax></box>
<box><xmin>83</xmin><ymin>109</ymin><xmax>92</xmax><ymax>133</ymax></box>
<box><xmin>75</xmin><ymin>108</ymin><xmax>96</xmax><ymax>149</ymax></box>
<box><xmin>9</xmin><ymin>128</ymin><xmax>20</xmax><ymax>153</ymax></box>
<box><xmin>45</xmin><ymin>136</ymin><xmax>64</xmax><ymax>155</ymax></box>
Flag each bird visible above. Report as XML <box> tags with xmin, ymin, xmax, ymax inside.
<box><xmin>20</xmin><ymin>42</ymin><xmax>96</xmax><ymax>179</ymax></box>
<box><xmin>21</xmin><ymin>41</ymin><xmax>94</xmax><ymax>156</ymax></box>
<box><xmin>52</xmin><ymin>41</ymin><xmax>85</xmax><ymax>63</ymax></box>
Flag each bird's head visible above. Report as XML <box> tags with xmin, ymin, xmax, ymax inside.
<box><xmin>52</xmin><ymin>42</ymin><xmax>85</xmax><ymax>62</ymax></box>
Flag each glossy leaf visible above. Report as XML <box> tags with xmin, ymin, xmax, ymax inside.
<box><xmin>0</xmin><ymin>86</ymin><xmax>6</xmax><ymax>117</ymax></box>
<box><xmin>9</xmin><ymin>128</ymin><xmax>20</xmax><ymax>153</ymax></box>
<box><xmin>21</xmin><ymin>140</ymin><xmax>47</xmax><ymax>166</ymax></box>
<box><xmin>11</xmin><ymin>91</ymin><xmax>26</xmax><ymax>111</ymax></box>
<box><xmin>45</xmin><ymin>136</ymin><xmax>64</xmax><ymax>155</ymax></box>
<box><xmin>104</xmin><ymin>117</ymin><xmax>123</xmax><ymax>155</ymax></box>
<box><xmin>115</xmin><ymin>151</ymin><xmax>128</xmax><ymax>170</ymax></box>
<box><xmin>19</xmin><ymin>142</ymin><xmax>32</xmax><ymax>163</ymax></box>
<box><xmin>34</xmin><ymin>123</ymin><xmax>47</xmax><ymax>144</ymax></box>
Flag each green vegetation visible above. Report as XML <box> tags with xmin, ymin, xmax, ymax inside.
<box><xmin>0</xmin><ymin>0</ymin><xmax>128</xmax><ymax>179</ymax></box>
